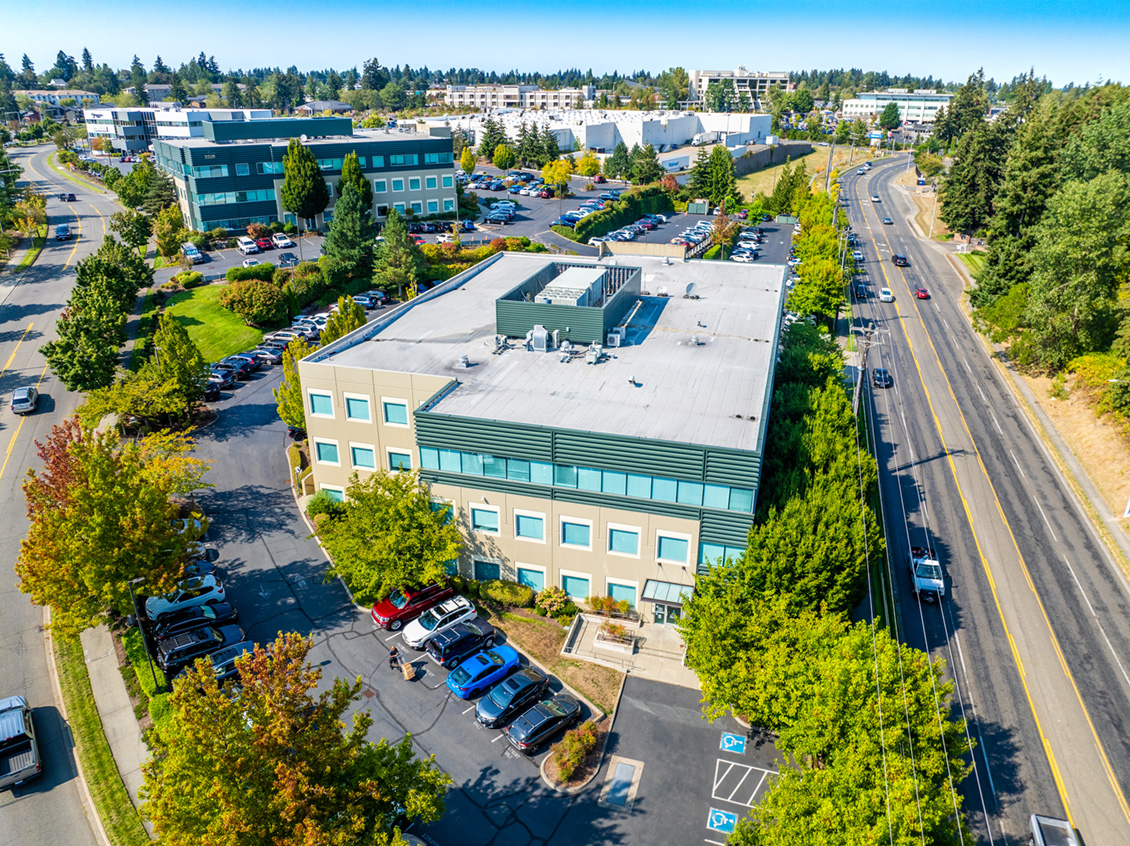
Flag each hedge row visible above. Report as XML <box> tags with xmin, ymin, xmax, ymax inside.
<box><xmin>572</xmin><ymin>185</ymin><xmax>675</xmax><ymax>242</ymax></box>
<box><xmin>226</xmin><ymin>263</ymin><xmax>276</xmax><ymax>283</ymax></box>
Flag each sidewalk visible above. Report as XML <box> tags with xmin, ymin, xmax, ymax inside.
<box><xmin>78</xmin><ymin>626</ymin><xmax>150</xmax><ymax>825</ymax></box>
<box><xmin>0</xmin><ymin>233</ymin><xmax>39</xmax><ymax>278</ymax></box>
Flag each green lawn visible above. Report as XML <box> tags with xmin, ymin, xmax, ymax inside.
<box><xmin>163</xmin><ymin>283</ymin><xmax>264</xmax><ymax>362</ymax></box>
<box><xmin>47</xmin><ymin>151</ymin><xmax>106</xmax><ymax>192</ymax></box>
<box><xmin>956</xmin><ymin>250</ymin><xmax>989</xmax><ymax>279</ymax></box>
<box><xmin>14</xmin><ymin>226</ymin><xmax>47</xmax><ymax>272</ymax></box>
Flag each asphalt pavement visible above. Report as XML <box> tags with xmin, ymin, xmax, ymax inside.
<box><xmin>844</xmin><ymin>156</ymin><xmax>1130</xmax><ymax>845</ymax></box>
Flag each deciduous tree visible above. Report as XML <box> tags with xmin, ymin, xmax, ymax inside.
<box><xmin>492</xmin><ymin>143</ymin><xmax>516</xmax><ymax>171</ymax></box>
<box><xmin>575</xmin><ymin>150</ymin><xmax>600</xmax><ymax>177</ymax></box>
<box><xmin>877</xmin><ymin>101</ymin><xmax>902</xmax><ymax>130</ymax></box>
<box><xmin>459</xmin><ymin>146</ymin><xmax>476</xmax><ymax>175</ymax></box>
<box><xmin>110</xmin><ymin>209</ymin><xmax>152</xmax><ymax>255</ymax></box>
<box><xmin>319</xmin><ymin>296</ymin><xmax>367</xmax><ymax>347</ymax></box>
<box><xmin>273</xmin><ymin>337</ymin><xmax>313</xmax><ymax>431</ymax></box>
<box><xmin>218</xmin><ymin>278</ymin><xmax>287</xmax><ymax>326</ymax></box>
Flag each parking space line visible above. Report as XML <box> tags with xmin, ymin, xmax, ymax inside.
<box><xmin>384</xmin><ymin>632</ymin><xmax>400</xmax><ymax>641</ymax></box>
<box><xmin>492</xmin><ymin>733</ymin><xmax>505</xmax><ymax>742</ymax></box>
<box><xmin>712</xmin><ymin>759</ymin><xmax>776</xmax><ymax>809</ymax></box>
<box><xmin>724</xmin><ymin>766</ymin><xmax>752</xmax><ymax>803</ymax></box>
<box><xmin>462</xmin><ymin>704</ymin><xmax>475</xmax><ymax>714</ymax></box>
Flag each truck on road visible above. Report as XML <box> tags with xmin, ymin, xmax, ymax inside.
<box><xmin>1</xmin><ymin>695</ymin><xmax>42</xmax><ymax>789</ymax></box>
<box><xmin>909</xmin><ymin>546</ymin><xmax>945</xmax><ymax>603</ymax></box>
<box><xmin>1029</xmin><ymin>814</ymin><xmax>1079</xmax><ymax>846</ymax></box>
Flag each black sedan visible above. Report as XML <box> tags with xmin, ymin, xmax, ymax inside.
<box><xmin>476</xmin><ymin>667</ymin><xmax>550</xmax><ymax>729</ymax></box>
<box><xmin>150</xmin><ymin>602</ymin><xmax>239</xmax><ymax>641</ymax></box>
<box><xmin>504</xmin><ymin>693</ymin><xmax>582</xmax><ymax>754</ymax></box>
<box><xmin>872</xmin><ymin>368</ymin><xmax>894</xmax><ymax>389</ymax></box>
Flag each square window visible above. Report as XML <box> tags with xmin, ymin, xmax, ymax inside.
<box><xmin>427</xmin><ymin>200</ymin><xmax>438</xmax><ymax>213</ymax></box>
<box><xmin>430</xmin><ymin>500</ymin><xmax>454</xmax><ymax>524</ymax></box>
<box><xmin>420</xmin><ymin>447</ymin><xmax>439</xmax><ymax>470</ymax></box>
<box><xmin>561</xmin><ymin>573</ymin><xmax>591</xmax><ymax>601</ymax></box>
<box><xmin>677</xmin><ymin>481</ymin><xmax>704</xmax><ymax>506</ymax></box>
<box><xmin>409</xmin><ymin>178</ymin><xmax>421</xmax><ymax>191</ymax></box>
<box><xmin>345</xmin><ymin>396</ymin><xmax>370</xmax><ymax>421</ymax></box>
<box><xmin>309</xmin><ymin>391</ymin><xmax>333</xmax><ymax>417</ymax></box>
<box><xmin>374</xmin><ymin>179</ymin><xmax>387</xmax><ymax>193</ymax></box>
<box><xmin>652</xmin><ymin>477</ymin><xmax>677</xmax><ymax>502</ymax></box>
<box><xmin>461</xmin><ymin>452</ymin><xmax>484</xmax><ymax>475</ymax></box>
<box><xmin>314</xmin><ymin>441</ymin><xmax>339</xmax><ymax>465</ymax></box>
<box><xmin>608</xmin><ymin>581</ymin><xmax>637</xmax><ymax>607</ymax></box>
<box><xmin>554</xmin><ymin>465</ymin><xmax>578</xmax><ymax>488</ymax></box>
<box><xmin>507</xmin><ymin>458</ymin><xmax>530</xmax><ymax>482</ymax></box>
<box><xmin>577</xmin><ymin>467</ymin><xmax>601</xmax><ymax>492</ymax></box>
<box><xmin>483</xmin><ymin>455</ymin><xmax>507</xmax><ymax>478</ymax></box>
<box><xmin>394</xmin><ymin>202</ymin><xmax>406</xmax><ymax>213</ymax></box>
<box><xmin>382</xmin><ymin>400</ymin><xmax>409</xmax><ymax>426</ymax></box>
<box><xmin>609</xmin><ymin>528</ymin><xmax>640</xmax><ymax>556</ymax></box>
<box><xmin>474</xmin><ymin>560</ymin><xmax>501</xmax><ymax>581</ymax></box>
<box><xmin>561</xmin><ymin>520</ymin><xmax>591</xmax><ymax>549</ymax></box>
<box><xmin>531</xmin><ymin>461</ymin><xmax>553</xmax><ymax>485</ymax></box>
<box><xmin>518</xmin><ymin>566</ymin><xmax>545</xmax><ymax>591</ymax></box>
<box><xmin>442</xmin><ymin>175</ymin><xmax>454</xmax><ymax>188</ymax></box>
<box><xmin>602</xmin><ymin>471</ymin><xmax>627</xmax><ymax>496</ymax></box>
<box><xmin>321</xmin><ymin>487</ymin><xmax>344</xmax><ymax>502</ymax></box>
<box><xmin>350</xmin><ymin>446</ymin><xmax>375</xmax><ymax>469</ymax></box>
<box><xmin>626</xmin><ymin>473</ymin><xmax>652</xmax><ymax>499</ymax></box>
<box><xmin>703</xmin><ymin>483</ymin><xmax>730</xmax><ymax>509</ymax></box>
<box><xmin>411</xmin><ymin>201</ymin><xmax>423</xmax><ymax>213</ymax></box>
<box><xmin>657</xmin><ymin>535</ymin><xmax>690</xmax><ymax>564</ymax></box>
<box><xmin>729</xmin><ymin>488</ymin><xmax>754</xmax><ymax>513</ymax></box>
<box><xmin>439</xmin><ymin>449</ymin><xmax>462</xmax><ymax>473</ymax></box>
<box><xmin>235</xmin><ymin>163</ymin><xmax>250</xmax><ymax>176</ymax></box>
<box><xmin>515</xmin><ymin>513</ymin><xmax>544</xmax><ymax>541</ymax></box>
<box><xmin>388</xmin><ymin>450</ymin><xmax>412</xmax><ymax>472</ymax></box>
<box><xmin>443</xmin><ymin>199</ymin><xmax>455</xmax><ymax>212</ymax></box>
<box><xmin>426</xmin><ymin>176</ymin><xmax>437</xmax><ymax>190</ymax></box>
<box><xmin>471</xmin><ymin>507</ymin><xmax>499</xmax><ymax>534</ymax></box>
<box><xmin>392</xmin><ymin>179</ymin><xmax>404</xmax><ymax>192</ymax></box>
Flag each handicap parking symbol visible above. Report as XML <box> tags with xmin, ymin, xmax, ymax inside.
<box><xmin>707</xmin><ymin>808</ymin><xmax>739</xmax><ymax>834</ymax></box>
<box><xmin>720</xmin><ymin>731</ymin><xmax>746</xmax><ymax>754</ymax></box>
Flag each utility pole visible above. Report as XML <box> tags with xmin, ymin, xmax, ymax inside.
<box><xmin>824</xmin><ymin>141</ymin><xmax>835</xmax><ymax>194</ymax></box>
<box><xmin>927</xmin><ymin>179</ymin><xmax>939</xmax><ymax>239</ymax></box>
<box><xmin>850</xmin><ymin>323</ymin><xmax>884</xmax><ymax>414</ymax></box>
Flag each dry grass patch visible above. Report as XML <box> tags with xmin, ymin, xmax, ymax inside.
<box><xmin>491</xmin><ymin>609</ymin><xmax>623</xmax><ymax>714</ymax></box>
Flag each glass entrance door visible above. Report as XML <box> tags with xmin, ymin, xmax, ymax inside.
<box><xmin>652</xmin><ymin>603</ymin><xmax>682</xmax><ymax>625</ymax></box>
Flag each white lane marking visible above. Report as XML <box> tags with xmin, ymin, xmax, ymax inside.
<box><xmin>988</xmin><ymin>410</ymin><xmax>1003</xmax><ymax>436</ymax></box>
<box><xmin>462</xmin><ymin>704</ymin><xmax>475</xmax><ymax>714</ymax></box>
<box><xmin>1034</xmin><ymin>499</ymin><xmax>1057</xmax><ymax>541</ymax></box>
<box><xmin>943</xmin><ymin>318</ymin><xmax>951</xmax><ymax>330</ymax></box>
<box><xmin>1009</xmin><ymin>450</ymin><xmax>1027</xmax><ymax>479</ymax></box>
<box><xmin>1062</xmin><ymin>555</ymin><xmax>1095</xmax><ymax>615</ymax></box>
<box><xmin>384</xmin><ymin>632</ymin><xmax>401</xmax><ymax>642</ymax></box>
<box><xmin>1060</xmin><ymin>555</ymin><xmax>1130</xmax><ymax>691</ymax></box>
<box><xmin>976</xmin><ymin>383</ymin><xmax>988</xmax><ymax>403</ymax></box>
<box><xmin>963</xmin><ymin>358</ymin><xmax>973</xmax><ymax>376</ymax></box>
<box><xmin>492</xmin><ymin>733</ymin><xmax>505</xmax><ymax>742</ymax></box>
<box><xmin>952</xmin><ymin>335</ymin><xmax>960</xmax><ymax>347</ymax></box>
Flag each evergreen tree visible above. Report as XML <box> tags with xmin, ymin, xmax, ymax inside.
<box><xmin>221</xmin><ymin>79</ymin><xmax>243</xmax><ymax>107</ymax></box>
<box><xmin>603</xmin><ymin>141</ymin><xmax>630</xmax><ymax>180</ymax></box>
<box><xmin>337</xmin><ymin>152</ymin><xmax>373</xmax><ymax>214</ymax></box>
<box><xmin>629</xmin><ymin>143</ymin><xmax>663</xmax><ymax>185</ymax></box>
<box><xmin>81</xmin><ymin>47</ymin><xmax>93</xmax><ymax>74</ymax></box>
<box><xmin>705</xmin><ymin>144</ymin><xmax>737</xmax><ymax>208</ymax></box>
<box><xmin>372</xmin><ymin>209</ymin><xmax>424</xmax><ymax>298</ymax></box>
<box><xmin>142</xmin><ymin>170</ymin><xmax>177</xmax><ymax>217</ymax></box>
<box><xmin>129</xmin><ymin>55</ymin><xmax>149</xmax><ymax>105</ymax></box>
<box><xmin>541</xmin><ymin>126</ymin><xmax>560</xmax><ymax>164</ymax></box>
<box><xmin>476</xmin><ymin>117</ymin><xmax>506</xmax><ymax>161</ymax></box>
<box><xmin>939</xmin><ymin>117</ymin><xmax>1014</xmax><ymax>234</ymax></box>
<box><xmin>149</xmin><ymin>311</ymin><xmax>210</xmax><ymax>407</ymax></box>
<box><xmin>280</xmin><ymin>138</ymin><xmax>330</xmax><ymax>226</ymax></box>
<box><xmin>877</xmin><ymin>101</ymin><xmax>902</xmax><ymax>130</ymax></box>
<box><xmin>320</xmin><ymin>183</ymin><xmax>375</xmax><ymax>279</ymax></box>
<box><xmin>168</xmin><ymin>72</ymin><xmax>187</xmax><ymax>105</ymax></box>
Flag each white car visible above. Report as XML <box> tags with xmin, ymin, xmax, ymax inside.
<box><xmin>437</xmin><ymin>233</ymin><xmax>455</xmax><ymax>244</ymax></box>
<box><xmin>879</xmin><ymin>288</ymin><xmax>894</xmax><ymax>302</ymax></box>
<box><xmin>401</xmin><ymin>596</ymin><xmax>477</xmax><ymax>649</ymax></box>
<box><xmin>851</xmin><ymin>250</ymin><xmax>864</xmax><ymax>261</ymax></box>
<box><xmin>272</xmin><ymin>233</ymin><xmax>294</xmax><ymax>248</ymax></box>
<box><xmin>242</xmin><ymin>259</ymin><xmax>260</xmax><ymax>268</ymax></box>
<box><xmin>145</xmin><ymin>575</ymin><xmax>225</xmax><ymax>620</ymax></box>
<box><xmin>730</xmin><ymin>253</ymin><xmax>755</xmax><ymax>263</ymax></box>
<box><xmin>871</xmin><ymin>195</ymin><xmax>881</xmax><ymax>203</ymax></box>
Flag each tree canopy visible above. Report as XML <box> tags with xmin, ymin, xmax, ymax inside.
<box><xmin>281</xmin><ymin>138</ymin><xmax>330</xmax><ymax>224</ymax></box>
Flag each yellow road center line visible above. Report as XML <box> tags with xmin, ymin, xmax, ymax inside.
<box><xmin>1</xmin><ymin>324</ymin><xmax>34</xmax><ymax>377</ymax></box>
<box><xmin>0</xmin><ymin>363</ymin><xmax>49</xmax><ymax>482</ymax></box>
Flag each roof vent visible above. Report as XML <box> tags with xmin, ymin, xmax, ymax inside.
<box><xmin>456</xmin><ymin>354</ymin><xmax>471</xmax><ymax>368</ymax></box>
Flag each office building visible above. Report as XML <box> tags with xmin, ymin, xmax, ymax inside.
<box><xmin>685</xmin><ymin>68</ymin><xmax>789</xmax><ymax>108</ymax></box>
<box><xmin>84</xmin><ymin>105</ymin><xmax>273</xmax><ymax>154</ymax></box>
<box><xmin>298</xmin><ymin>253</ymin><xmax>786</xmax><ymax>625</ymax></box>
<box><xmin>841</xmin><ymin>89</ymin><xmax>954</xmax><ymax>123</ymax></box>
<box><xmin>444</xmin><ymin>84</ymin><xmax>595</xmax><ymax>110</ymax></box>
<box><xmin>14</xmin><ymin>89</ymin><xmax>101</xmax><ymax>107</ymax></box>
<box><xmin>153</xmin><ymin>117</ymin><xmax>457</xmax><ymax>232</ymax></box>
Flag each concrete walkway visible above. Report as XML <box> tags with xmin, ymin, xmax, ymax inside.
<box><xmin>563</xmin><ymin>614</ymin><xmax>701</xmax><ymax>689</ymax></box>
<box><xmin>78</xmin><ymin>626</ymin><xmax>150</xmax><ymax>821</ymax></box>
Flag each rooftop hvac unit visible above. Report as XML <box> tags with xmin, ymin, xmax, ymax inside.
<box><xmin>531</xmin><ymin>324</ymin><xmax>550</xmax><ymax>352</ymax></box>
<box><xmin>585</xmin><ymin>343</ymin><xmax>604</xmax><ymax>365</ymax></box>
<box><xmin>606</xmin><ymin>332</ymin><xmax>621</xmax><ymax>348</ymax></box>
<box><xmin>551</xmin><ymin>329</ymin><xmax>560</xmax><ymax>349</ymax></box>
<box><xmin>457</xmin><ymin>354</ymin><xmax>471</xmax><ymax>368</ymax></box>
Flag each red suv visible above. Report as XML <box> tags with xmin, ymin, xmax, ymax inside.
<box><xmin>371</xmin><ymin>582</ymin><xmax>454</xmax><ymax>631</ymax></box>
<box><xmin>254</xmin><ymin>236</ymin><xmax>273</xmax><ymax>251</ymax></box>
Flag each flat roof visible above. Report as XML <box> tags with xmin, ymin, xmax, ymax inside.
<box><xmin>156</xmin><ymin>127</ymin><xmax>438</xmax><ymax>148</ymax></box>
<box><xmin>315</xmin><ymin>253</ymin><xmax>786</xmax><ymax>452</ymax></box>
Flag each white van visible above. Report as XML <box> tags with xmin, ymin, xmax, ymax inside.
<box><xmin>236</xmin><ymin>236</ymin><xmax>260</xmax><ymax>255</ymax></box>
<box><xmin>181</xmin><ymin>242</ymin><xmax>203</xmax><ymax>264</ymax></box>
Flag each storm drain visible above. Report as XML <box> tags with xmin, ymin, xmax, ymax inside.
<box><xmin>605</xmin><ymin>763</ymin><xmax>636</xmax><ymax>806</ymax></box>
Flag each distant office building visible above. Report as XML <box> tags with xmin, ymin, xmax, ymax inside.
<box><xmin>685</xmin><ymin>68</ymin><xmax>789</xmax><ymax>108</ymax></box>
<box><xmin>124</xmin><ymin>82</ymin><xmax>245</xmax><ymax>101</ymax></box>
<box><xmin>153</xmin><ymin>117</ymin><xmax>457</xmax><ymax>232</ymax></box>
<box><xmin>841</xmin><ymin>89</ymin><xmax>954</xmax><ymax>123</ymax></box>
<box><xmin>298</xmin><ymin>252</ymin><xmax>786</xmax><ymax>623</ymax></box>
<box><xmin>297</xmin><ymin>100</ymin><xmax>353</xmax><ymax>114</ymax></box>
<box><xmin>84</xmin><ymin>105</ymin><xmax>274</xmax><ymax>154</ymax></box>
<box><xmin>444</xmin><ymin>84</ymin><xmax>595</xmax><ymax>110</ymax></box>
<box><xmin>14</xmin><ymin>89</ymin><xmax>101</xmax><ymax>107</ymax></box>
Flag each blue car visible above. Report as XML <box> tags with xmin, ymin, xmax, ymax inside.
<box><xmin>554</xmin><ymin>217</ymin><xmax>576</xmax><ymax>228</ymax></box>
<box><xmin>446</xmin><ymin>645</ymin><xmax>520</xmax><ymax>699</ymax></box>
<box><xmin>509</xmin><ymin>183</ymin><xmax>524</xmax><ymax>194</ymax></box>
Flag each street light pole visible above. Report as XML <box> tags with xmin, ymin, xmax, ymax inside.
<box><xmin>128</xmin><ymin>577</ymin><xmax>159</xmax><ymax>693</ymax></box>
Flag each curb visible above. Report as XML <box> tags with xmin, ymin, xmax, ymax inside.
<box><xmin>539</xmin><ymin>669</ymin><xmax>628</xmax><ymax>794</ymax></box>
<box><xmin>41</xmin><ymin>607</ymin><xmax>115</xmax><ymax>846</ymax></box>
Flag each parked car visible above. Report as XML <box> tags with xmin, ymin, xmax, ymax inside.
<box><xmin>475</xmin><ymin>667</ymin><xmax>550</xmax><ymax>729</ymax></box>
<box><xmin>425</xmin><ymin>619</ymin><xmax>497</xmax><ymax>668</ymax></box>
<box><xmin>155</xmin><ymin>623</ymin><xmax>244</xmax><ymax>674</ymax></box>
<box><xmin>241</xmin><ymin>258</ymin><xmax>260</xmax><ymax>268</ymax></box>
<box><xmin>879</xmin><ymin>288</ymin><xmax>894</xmax><ymax>303</ymax></box>
<box><xmin>272</xmin><ymin>233</ymin><xmax>294</xmax><ymax>248</ymax></box>
<box><xmin>202</xmin><ymin>382</ymin><xmax>221</xmax><ymax>402</ymax></box>
<box><xmin>144</xmin><ymin>575</ymin><xmax>225</xmax><ymax>621</ymax></box>
<box><xmin>55</xmin><ymin>224</ymin><xmax>71</xmax><ymax>240</ymax></box>
<box><xmin>915</xmin><ymin>286</ymin><xmax>929</xmax><ymax>299</ymax></box>
<box><xmin>10</xmin><ymin>386</ymin><xmax>38</xmax><ymax>415</ymax></box>
<box><xmin>150</xmin><ymin>602</ymin><xmax>239</xmax><ymax>641</ymax></box>
<box><xmin>0</xmin><ymin>695</ymin><xmax>42</xmax><ymax>789</ymax></box>
<box><xmin>855</xmin><ymin>284</ymin><xmax>867</xmax><ymax>299</ymax></box>
<box><xmin>371</xmin><ymin>582</ymin><xmax>454</xmax><ymax>631</ymax></box>
<box><xmin>503</xmin><ymin>693</ymin><xmax>582</xmax><ymax>754</ymax></box>
<box><xmin>401</xmin><ymin>596</ymin><xmax>477</xmax><ymax>649</ymax></box>
<box><xmin>208</xmin><ymin>368</ymin><xmax>236</xmax><ymax>389</ymax></box>
<box><xmin>892</xmin><ymin>254</ymin><xmax>910</xmax><ymax>267</ymax></box>
<box><xmin>254</xmin><ymin>236</ymin><xmax>273</xmax><ymax>251</ymax></box>
<box><xmin>872</xmin><ymin>368</ymin><xmax>894</xmax><ymax>389</ymax></box>
<box><xmin>223</xmin><ymin>354</ymin><xmax>260</xmax><ymax>374</ymax></box>
<box><xmin>248</xmin><ymin>347</ymin><xmax>283</xmax><ymax>366</ymax></box>
<box><xmin>353</xmin><ymin>293</ymin><xmax>379</xmax><ymax>309</ymax></box>
<box><xmin>851</xmin><ymin>250</ymin><xmax>865</xmax><ymax>262</ymax></box>
<box><xmin>445</xmin><ymin>645</ymin><xmax>520</xmax><ymax>699</ymax></box>
<box><xmin>278</xmin><ymin>252</ymin><xmax>299</xmax><ymax>268</ymax></box>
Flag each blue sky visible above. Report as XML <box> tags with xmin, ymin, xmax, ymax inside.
<box><xmin>6</xmin><ymin>0</ymin><xmax>1128</xmax><ymax>87</ymax></box>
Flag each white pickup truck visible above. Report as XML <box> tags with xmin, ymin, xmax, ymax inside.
<box><xmin>909</xmin><ymin>546</ymin><xmax>945</xmax><ymax>603</ymax></box>
<box><xmin>0</xmin><ymin>695</ymin><xmax>42</xmax><ymax>790</ymax></box>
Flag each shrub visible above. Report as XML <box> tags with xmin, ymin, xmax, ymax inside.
<box><xmin>464</xmin><ymin>579</ymin><xmax>481</xmax><ymax>598</ymax></box>
<box><xmin>247</xmin><ymin>222</ymin><xmax>270</xmax><ymax>239</ymax></box>
<box><xmin>178</xmin><ymin>271</ymin><xmax>204</xmax><ymax>289</ymax></box>
<box><xmin>283</xmin><ymin>221</ymin><xmax>298</xmax><ymax>235</ymax></box>
<box><xmin>273</xmin><ymin>266</ymin><xmax>292</xmax><ymax>286</ymax></box>
<box><xmin>225</xmin><ymin>263</ymin><xmax>277</xmax><ymax>283</ymax></box>
<box><xmin>573</xmin><ymin>184</ymin><xmax>675</xmax><ymax>242</ymax></box>
<box><xmin>306</xmin><ymin>490</ymin><xmax>345</xmax><ymax>520</ymax></box>
<box><xmin>587</xmin><ymin>595</ymin><xmax>631</xmax><ymax>616</ymax></box>
<box><xmin>218</xmin><ymin>278</ymin><xmax>287</xmax><ymax>326</ymax></box>
<box><xmin>553</xmin><ymin>721</ymin><xmax>598</xmax><ymax>781</ymax></box>
<box><xmin>480</xmin><ymin>579</ymin><xmax>536</xmax><ymax>608</ymax></box>
<box><xmin>148</xmin><ymin>693</ymin><xmax>177</xmax><ymax>742</ymax></box>
<box><xmin>535</xmin><ymin>585</ymin><xmax>578</xmax><ymax>618</ymax></box>
<box><xmin>554</xmin><ymin>601</ymin><xmax>579</xmax><ymax>624</ymax></box>
<box><xmin>209</xmin><ymin>227</ymin><xmax>228</xmax><ymax>243</ymax></box>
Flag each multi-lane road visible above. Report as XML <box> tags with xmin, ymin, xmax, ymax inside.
<box><xmin>843</xmin><ymin>156</ymin><xmax>1130</xmax><ymax>845</ymax></box>
<box><xmin>0</xmin><ymin>144</ymin><xmax>120</xmax><ymax>846</ymax></box>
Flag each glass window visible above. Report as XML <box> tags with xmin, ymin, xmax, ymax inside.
<box><xmin>345</xmin><ymin>396</ymin><xmax>370</xmax><ymax>421</ymax></box>
<box><xmin>483</xmin><ymin>455</ymin><xmax>507</xmax><ymax>478</ymax></box>
<box><xmin>562</xmin><ymin>574</ymin><xmax>590</xmax><ymax>601</ymax></box>
<box><xmin>371</xmin><ymin>155</ymin><xmax>384</xmax><ymax>167</ymax></box>
<box><xmin>443</xmin><ymin>199</ymin><xmax>455</xmax><ymax>212</ymax></box>
<box><xmin>358</xmin><ymin>157</ymin><xmax>367</xmax><ymax>168</ymax></box>
<box><xmin>474</xmin><ymin>560</ymin><xmax>501</xmax><ymax>581</ymax></box>
<box><xmin>442</xmin><ymin>175</ymin><xmax>454</xmax><ymax>188</ymax></box>
<box><xmin>430</xmin><ymin>500</ymin><xmax>454</xmax><ymax>524</ymax></box>
<box><xmin>507</xmin><ymin>458</ymin><xmax>530</xmax><ymax>483</ymax></box>
<box><xmin>235</xmin><ymin>163</ymin><xmax>250</xmax><ymax>176</ymax></box>
<box><xmin>609</xmin><ymin>528</ymin><xmax>639</xmax><ymax>555</ymax></box>
<box><xmin>390</xmin><ymin>154</ymin><xmax>418</xmax><ymax>166</ymax></box>
<box><xmin>309</xmin><ymin>392</ymin><xmax>333</xmax><ymax>416</ymax></box>
<box><xmin>461</xmin><ymin>452</ymin><xmax>483</xmax><ymax>475</ymax></box>
<box><xmin>420</xmin><ymin>447</ymin><xmax>439</xmax><ymax>470</ymax></box>
<box><xmin>382</xmin><ymin>401</ymin><xmax>408</xmax><ymax>425</ymax></box>
<box><xmin>439</xmin><ymin>449</ymin><xmax>462</xmax><ymax>473</ymax></box>
<box><xmin>409</xmin><ymin>177</ymin><xmax>421</xmax><ymax>191</ymax></box>
<box><xmin>470</xmin><ymin>507</ymin><xmax>499</xmax><ymax>533</ymax></box>
<box><xmin>608</xmin><ymin>582</ymin><xmax>636</xmax><ymax>607</ymax></box>
<box><xmin>374</xmin><ymin>179</ymin><xmax>387</xmax><ymax>193</ymax></box>
<box><xmin>626</xmin><ymin>473</ymin><xmax>651</xmax><ymax>499</ymax></box>
<box><xmin>427</xmin><ymin>200</ymin><xmax>438</xmax><ymax>213</ymax></box>
<box><xmin>677</xmin><ymin>481</ymin><xmax>704</xmax><ymax>506</ymax></box>
<box><xmin>392</xmin><ymin>178</ymin><xmax>404</xmax><ymax>192</ymax></box>
<box><xmin>561</xmin><ymin>521</ymin><xmax>590</xmax><ymax>548</ymax></box>
<box><xmin>602</xmin><ymin>471</ymin><xmax>627</xmax><ymax>496</ymax></box>
<box><xmin>729</xmin><ymin>488</ymin><xmax>754</xmax><ymax>513</ymax></box>
<box><xmin>315</xmin><ymin>441</ymin><xmax>339</xmax><ymax>464</ymax></box>
<box><xmin>518</xmin><ymin>567</ymin><xmax>545</xmax><ymax>592</ymax></box>
<box><xmin>351</xmin><ymin>446</ymin><xmax>375</xmax><ymax>469</ymax></box>
<box><xmin>516</xmin><ymin>514</ymin><xmax>544</xmax><ymax>540</ymax></box>
<box><xmin>322</xmin><ymin>487</ymin><xmax>344</xmax><ymax>502</ymax></box>
<box><xmin>394</xmin><ymin>202</ymin><xmax>406</xmax><ymax>213</ymax></box>
<box><xmin>388</xmin><ymin>450</ymin><xmax>412</xmax><ymax>472</ymax></box>
<box><xmin>577</xmin><ymin>467</ymin><xmax>601</xmax><ymax>492</ymax></box>
<box><xmin>652</xmin><ymin>476</ymin><xmax>677</xmax><ymax>502</ymax></box>
<box><xmin>703</xmin><ymin>483</ymin><xmax>730</xmax><ymax>509</ymax></box>
<box><xmin>426</xmin><ymin>176</ymin><xmax>438</xmax><ymax>190</ymax></box>
<box><xmin>554</xmin><ymin>465</ymin><xmax>578</xmax><ymax>488</ymax></box>
<box><xmin>411</xmin><ymin>201</ymin><xmax>423</xmax><ymax>213</ymax></box>
<box><xmin>657</xmin><ymin>535</ymin><xmax>690</xmax><ymax>564</ymax></box>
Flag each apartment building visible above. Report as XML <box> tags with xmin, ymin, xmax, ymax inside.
<box><xmin>444</xmin><ymin>84</ymin><xmax>595</xmax><ymax>110</ymax></box>
<box><xmin>841</xmin><ymin>89</ymin><xmax>954</xmax><ymax>123</ymax></box>
<box><xmin>685</xmin><ymin>68</ymin><xmax>789</xmax><ymax>108</ymax></box>
<box><xmin>14</xmin><ymin>89</ymin><xmax>101</xmax><ymax>107</ymax></box>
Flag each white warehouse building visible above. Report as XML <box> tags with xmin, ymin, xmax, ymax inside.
<box><xmin>841</xmin><ymin>89</ymin><xmax>954</xmax><ymax>124</ymax></box>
